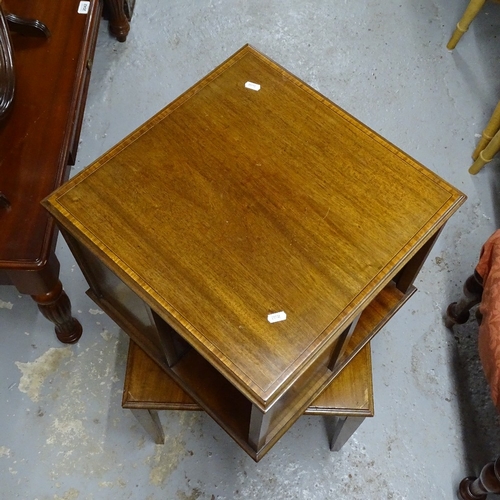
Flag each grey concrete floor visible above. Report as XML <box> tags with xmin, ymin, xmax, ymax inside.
<box><xmin>2</xmin><ymin>0</ymin><xmax>500</xmax><ymax>498</ymax></box>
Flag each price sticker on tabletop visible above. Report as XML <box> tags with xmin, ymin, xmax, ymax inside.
<box><xmin>267</xmin><ymin>311</ymin><xmax>287</xmax><ymax>323</ymax></box>
<box><xmin>78</xmin><ymin>1</ymin><xmax>90</xmax><ymax>14</ymax></box>
<box><xmin>245</xmin><ymin>81</ymin><xmax>261</xmax><ymax>91</ymax></box>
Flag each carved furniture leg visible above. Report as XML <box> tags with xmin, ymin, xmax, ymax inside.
<box><xmin>328</xmin><ymin>416</ymin><xmax>365</xmax><ymax>451</ymax></box>
<box><xmin>131</xmin><ymin>409</ymin><xmax>165</xmax><ymax>444</ymax></box>
<box><xmin>32</xmin><ymin>280</ymin><xmax>82</xmax><ymax>344</ymax></box>
<box><xmin>7</xmin><ymin>252</ymin><xmax>82</xmax><ymax>344</ymax></box>
<box><xmin>458</xmin><ymin>456</ymin><xmax>500</xmax><ymax>500</ymax></box>
<box><xmin>103</xmin><ymin>0</ymin><xmax>130</xmax><ymax>42</ymax></box>
<box><xmin>445</xmin><ymin>272</ymin><xmax>484</xmax><ymax>328</ymax></box>
<box><xmin>447</xmin><ymin>0</ymin><xmax>486</xmax><ymax>50</ymax></box>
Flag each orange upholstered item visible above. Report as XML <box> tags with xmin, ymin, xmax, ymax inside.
<box><xmin>477</xmin><ymin>230</ymin><xmax>500</xmax><ymax>411</ymax></box>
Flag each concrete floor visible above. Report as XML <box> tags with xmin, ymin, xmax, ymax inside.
<box><xmin>2</xmin><ymin>0</ymin><xmax>500</xmax><ymax>498</ymax></box>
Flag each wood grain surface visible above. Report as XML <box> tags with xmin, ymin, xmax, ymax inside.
<box><xmin>0</xmin><ymin>0</ymin><xmax>100</xmax><ymax>267</ymax></box>
<box><xmin>43</xmin><ymin>45</ymin><xmax>466</xmax><ymax>406</ymax></box>
<box><xmin>123</xmin><ymin>338</ymin><xmax>373</xmax><ymax>417</ymax></box>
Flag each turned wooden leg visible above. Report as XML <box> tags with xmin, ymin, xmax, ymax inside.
<box><xmin>447</xmin><ymin>0</ymin><xmax>486</xmax><ymax>50</ymax></box>
<box><xmin>328</xmin><ymin>416</ymin><xmax>365</xmax><ymax>451</ymax></box>
<box><xmin>131</xmin><ymin>409</ymin><xmax>165</xmax><ymax>444</ymax></box>
<box><xmin>7</xmin><ymin>252</ymin><xmax>82</xmax><ymax>344</ymax></box>
<box><xmin>445</xmin><ymin>272</ymin><xmax>483</xmax><ymax>328</ymax></box>
<box><xmin>473</xmin><ymin>101</ymin><xmax>500</xmax><ymax>160</ymax></box>
<box><xmin>103</xmin><ymin>0</ymin><xmax>130</xmax><ymax>42</ymax></box>
<box><xmin>470</xmin><ymin>126</ymin><xmax>500</xmax><ymax>174</ymax></box>
<box><xmin>458</xmin><ymin>456</ymin><xmax>500</xmax><ymax>500</ymax></box>
<box><xmin>32</xmin><ymin>280</ymin><xmax>82</xmax><ymax>344</ymax></box>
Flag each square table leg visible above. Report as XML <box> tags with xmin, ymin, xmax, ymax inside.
<box><xmin>328</xmin><ymin>415</ymin><xmax>365</xmax><ymax>451</ymax></box>
<box><xmin>131</xmin><ymin>409</ymin><xmax>164</xmax><ymax>445</ymax></box>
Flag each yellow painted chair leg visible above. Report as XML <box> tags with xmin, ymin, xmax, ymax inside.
<box><xmin>472</xmin><ymin>100</ymin><xmax>500</xmax><ymax>159</ymax></box>
<box><xmin>447</xmin><ymin>0</ymin><xmax>486</xmax><ymax>50</ymax></box>
<box><xmin>470</xmin><ymin>128</ymin><xmax>500</xmax><ymax>174</ymax></box>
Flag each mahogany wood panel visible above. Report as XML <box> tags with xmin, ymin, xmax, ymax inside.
<box><xmin>0</xmin><ymin>0</ymin><xmax>103</xmax><ymax>342</ymax></box>
<box><xmin>0</xmin><ymin>0</ymin><xmax>101</xmax><ymax>266</ymax></box>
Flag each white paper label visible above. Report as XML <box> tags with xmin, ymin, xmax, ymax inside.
<box><xmin>245</xmin><ymin>81</ymin><xmax>261</xmax><ymax>91</ymax></box>
<box><xmin>267</xmin><ymin>311</ymin><xmax>286</xmax><ymax>323</ymax></box>
<box><xmin>78</xmin><ymin>1</ymin><xmax>90</xmax><ymax>14</ymax></box>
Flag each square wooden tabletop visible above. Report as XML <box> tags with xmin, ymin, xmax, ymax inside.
<box><xmin>43</xmin><ymin>45</ymin><xmax>465</xmax><ymax>407</ymax></box>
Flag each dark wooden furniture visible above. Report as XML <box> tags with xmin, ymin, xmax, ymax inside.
<box><xmin>0</xmin><ymin>0</ymin><xmax>132</xmax><ymax>343</ymax></box>
<box><xmin>123</xmin><ymin>339</ymin><xmax>374</xmax><ymax>451</ymax></box>
<box><xmin>457</xmin><ymin>456</ymin><xmax>500</xmax><ymax>500</ymax></box>
<box><xmin>43</xmin><ymin>45</ymin><xmax>465</xmax><ymax>460</ymax></box>
<box><xmin>446</xmin><ymin>272</ymin><xmax>484</xmax><ymax>329</ymax></box>
<box><xmin>105</xmin><ymin>0</ymin><xmax>134</xmax><ymax>42</ymax></box>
